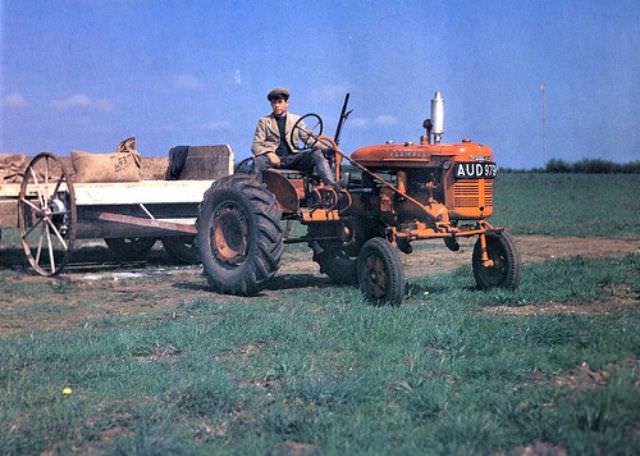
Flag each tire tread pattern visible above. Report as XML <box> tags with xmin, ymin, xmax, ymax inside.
<box><xmin>472</xmin><ymin>231</ymin><xmax>521</xmax><ymax>290</ymax></box>
<box><xmin>196</xmin><ymin>175</ymin><xmax>283</xmax><ymax>295</ymax></box>
<box><xmin>357</xmin><ymin>237</ymin><xmax>405</xmax><ymax>306</ymax></box>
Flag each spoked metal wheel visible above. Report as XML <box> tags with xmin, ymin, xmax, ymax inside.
<box><xmin>357</xmin><ymin>237</ymin><xmax>405</xmax><ymax>306</ymax></box>
<box><xmin>17</xmin><ymin>152</ymin><xmax>77</xmax><ymax>276</ymax></box>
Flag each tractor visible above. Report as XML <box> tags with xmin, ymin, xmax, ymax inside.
<box><xmin>195</xmin><ymin>91</ymin><xmax>521</xmax><ymax>305</ymax></box>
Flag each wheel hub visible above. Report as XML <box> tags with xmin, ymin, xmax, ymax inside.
<box><xmin>481</xmin><ymin>251</ymin><xmax>506</xmax><ymax>285</ymax></box>
<box><xmin>212</xmin><ymin>202</ymin><xmax>248</xmax><ymax>265</ymax></box>
<box><xmin>364</xmin><ymin>255</ymin><xmax>386</xmax><ymax>298</ymax></box>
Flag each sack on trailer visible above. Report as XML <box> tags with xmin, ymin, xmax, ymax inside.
<box><xmin>0</xmin><ymin>154</ymin><xmax>27</xmax><ymax>183</ymax></box>
<box><xmin>71</xmin><ymin>137</ymin><xmax>142</xmax><ymax>183</ymax></box>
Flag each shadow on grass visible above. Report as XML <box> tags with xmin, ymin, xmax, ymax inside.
<box><xmin>0</xmin><ymin>247</ymin><xmax>29</xmax><ymax>269</ymax></box>
<box><xmin>266</xmin><ymin>273</ymin><xmax>335</xmax><ymax>291</ymax></box>
<box><xmin>173</xmin><ymin>273</ymin><xmax>338</xmax><ymax>295</ymax></box>
<box><xmin>0</xmin><ymin>244</ymin><xmax>196</xmax><ymax>274</ymax></box>
<box><xmin>172</xmin><ymin>280</ymin><xmax>210</xmax><ymax>292</ymax></box>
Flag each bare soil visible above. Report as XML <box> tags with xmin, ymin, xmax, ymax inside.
<box><xmin>1</xmin><ymin>235</ymin><xmax>638</xmax><ymax>335</ymax></box>
<box><xmin>498</xmin><ymin>441</ymin><xmax>568</xmax><ymax>456</ymax></box>
<box><xmin>481</xmin><ymin>299</ymin><xmax>638</xmax><ymax>317</ymax></box>
<box><xmin>553</xmin><ymin>361</ymin><xmax>610</xmax><ymax>391</ymax></box>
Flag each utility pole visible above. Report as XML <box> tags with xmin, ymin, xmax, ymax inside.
<box><xmin>540</xmin><ymin>82</ymin><xmax>547</xmax><ymax>167</ymax></box>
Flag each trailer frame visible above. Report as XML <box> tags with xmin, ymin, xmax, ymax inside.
<box><xmin>1</xmin><ymin>152</ymin><xmax>218</xmax><ymax>275</ymax></box>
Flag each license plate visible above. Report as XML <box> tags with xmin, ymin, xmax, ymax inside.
<box><xmin>454</xmin><ymin>162</ymin><xmax>497</xmax><ymax>179</ymax></box>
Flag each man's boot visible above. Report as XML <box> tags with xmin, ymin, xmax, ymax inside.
<box><xmin>313</xmin><ymin>153</ymin><xmax>339</xmax><ymax>188</ymax></box>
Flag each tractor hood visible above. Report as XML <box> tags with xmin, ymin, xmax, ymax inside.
<box><xmin>350</xmin><ymin>141</ymin><xmax>494</xmax><ymax>168</ymax></box>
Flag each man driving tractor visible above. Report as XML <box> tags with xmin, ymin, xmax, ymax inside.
<box><xmin>251</xmin><ymin>87</ymin><xmax>339</xmax><ymax>188</ymax></box>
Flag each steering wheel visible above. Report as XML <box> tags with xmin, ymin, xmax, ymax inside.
<box><xmin>290</xmin><ymin>113</ymin><xmax>323</xmax><ymax>150</ymax></box>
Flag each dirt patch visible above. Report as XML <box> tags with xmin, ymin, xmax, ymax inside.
<box><xmin>499</xmin><ymin>440</ymin><xmax>567</xmax><ymax>456</ymax></box>
<box><xmin>238</xmin><ymin>342</ymin><xmax>266</xmax><ymax>358</ymax></box>
<box><xmin>0</xmin><ymin>266</ymin><xmax>223</xmax><ymax>335</ymax></box>
<box><xmin>75</xmin><ymin>424</ymin><xmax>131</xmax><ymax>455</ymax></box>
<box><xmin>270</xmin><ymin>440</ymin><xmax>318</xmax><ymax>456</ymax></box>
<box><xmin>133</xmin><ymin>344</ymin><xmax>181</xmax><ymax>363</ymax></box>
<box><xmin>221</xmin><ymin>342</ymin><xmax>267</xmax><ymax>364</ymax></box>
<box><xmin>516</xmin><ymin>358</ymin><xmax>639</xmax><ymax>392</ymax></box>
<box><xmin>553</xmin><ymin>361</ymin><xmax>610</xmax><ymax>391</ymax></box>
<box><xmin>278</xmin><ymin>234</ymin><xmax>640</xmax><ymax>280</ymax></box>
<box><xmin>193</xmin><ymin>418</ymin><xmax>228</xmax><ymax>438</ymax></box>
<box><xmin>399</xmin><ymin>235</ymin><xmax>640</xmax><ymax>279</ymax></box>
<box><xmin>1</xmin><ymin>235</ymin><xmax>638</xmax><ymax>335</ymax></box>
<box><xmin>240</xmin><ymin>376</ymin><xmax>281</xmax><ymax>391</ymax></box>
<box><xmin>481</xmin><ymin>298</ymin><xmax>638</xmax><ymax>316</ymax></box>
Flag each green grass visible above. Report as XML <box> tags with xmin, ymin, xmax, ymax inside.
<box><xmin>2</xmin><ymin>254</ymin><xmax>639</xmax><ymax>454</ymax></box>
<box><xmin>491</xmin><ymin>173</ymin><xmax>640</xmax><ymax>237</ymax></box>
<box><xmin>1</xmin><ymin>174</ymin><xmax>639</xmax><ymax>454</ymax></box>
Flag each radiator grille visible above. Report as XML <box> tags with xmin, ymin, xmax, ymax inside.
<box><xmin>484</xmin><ymin>180</ymin><xmax>493</xmax><ymax>207</ymax></box>
<box><xmin>454</xmin><ymin>181</ymin><xmax>480</xmax><ymax>207</ymax></box>
<box><xmin>453</xmin><ymin>180</ymin><xmax>493</xmax><ymax>208</ymax></box>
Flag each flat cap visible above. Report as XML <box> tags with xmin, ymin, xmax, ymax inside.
<box><xmin>267</xmin><ymin>87</ymin><xmax>290</xmax><ymax>101</ymax></box>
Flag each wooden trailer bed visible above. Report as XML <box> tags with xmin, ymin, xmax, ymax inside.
<box><xmin>1</xmin><ymin>152</ymin><xmax>227</xmax><ymax>275</ymax></box>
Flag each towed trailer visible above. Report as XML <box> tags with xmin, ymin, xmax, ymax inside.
<box><xmin>0</xmin><ymin>152</ymin><xmax>224</xmax><ymax>276</ymax></box>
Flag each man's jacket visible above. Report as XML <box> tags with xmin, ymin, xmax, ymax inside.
<box><xmin>251</xmin><ymin>112</ymin><xmax>306</xmax><ymax>159</ymax></box>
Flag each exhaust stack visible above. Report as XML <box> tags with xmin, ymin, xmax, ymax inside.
<box><xmin>431</xmin><ymin>91</ymin><xmax>445</xmax><ymax>143</ymax></box>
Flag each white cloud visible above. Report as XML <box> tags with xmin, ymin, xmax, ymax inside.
<box><xmin>351</xmin><ymin>117</ymin><xmax>370</xmax><ymax>128</ymax></box>
<box><xmin>50</xmin><ymin>93</ymin><xmax>112</xmax><ymax>111</ymax></box>
<box><xmin>2</xmin><ymin>92</ymin><xmax>28</xmax><ymax>109</ymax></box>
<box><xmin>201</xmin><ymin>121</ymin><xmax>233</xmax><ymax>131</ymax></box>
<box><xmin>94</xmin><ymin>98</ymin><xmax>113</xmax><ymax>111</ymax></box>
<box><xmin>170</xmin><ymin>74</ymin><xmax>204</xmax><ymax>91</ymax></box>
<box><xmin>350</xmin><ymin>115</ymin><xmax>398</xmax><ymax>129</ymax></box>
<box><xmin>234</xmin><ymin>69</ymin><xmax>242</xmax><ymax>85</ymax></box>
<box><xmin>309</xmin><ymin>83</ymin><xmax>351</xmax><ymax>102</ymax></box>
<box><xmin>374</xmin><ymin>115</ymin><xmax>398</xmax><ymax>126</ymax></box>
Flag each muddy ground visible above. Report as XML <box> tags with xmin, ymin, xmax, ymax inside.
<box><xmin>1</xmin><ymin>235</ymin><xmax>638</xmax><ymax>334</ymax></box>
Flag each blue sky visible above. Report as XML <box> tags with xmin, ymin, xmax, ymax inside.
<box><xmin>1</xmin><ymin>0</ymin><xmax>639</xmax><ymax>168</ymax></box>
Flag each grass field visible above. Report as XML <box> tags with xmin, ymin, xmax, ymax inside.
<box><xmin>1</xmin><ymin>173</ymin><xmax>639</xmax><ymax>455</ymax></box>
<box><xmin>492</xmin><ymin>173</ymin><xmax>640</xmax><ymax>237</ymax></box>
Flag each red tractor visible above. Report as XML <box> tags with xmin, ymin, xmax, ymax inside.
<box><xmin>195</xmin><ymin>91</ymin><xmax>521</xmax><ymax>305</ymax></box>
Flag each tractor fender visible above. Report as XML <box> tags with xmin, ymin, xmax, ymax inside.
<box><xmin>262</xmin><ymin>170</ymin><xmax>299</xmax><ymax>214</ymax></box>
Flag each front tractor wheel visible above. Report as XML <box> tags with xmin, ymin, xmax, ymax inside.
<box><xmin>196</xmin><ymin>175</ymin><xmax>283</xmax><ymax>295</ymax></box>
<box><xmin>357</xmin><ymin>237</ymin><xmax>405</xmax><ymax>306</ymax></box>
<box><xmin>472</xmin><ymin>231</ymin><xmax>521</xmax><ymax>290</ymax></box>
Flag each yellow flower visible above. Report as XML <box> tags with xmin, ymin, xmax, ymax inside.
<box><xmin>62</xmin><ymin>387</ymin><xmax>73</xmax><ymax>395</ymax></box>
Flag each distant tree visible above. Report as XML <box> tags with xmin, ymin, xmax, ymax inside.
<box><xmin>545</xmin><ymin>158</ymin><xmax>571</xmax><ymax>173</ymax></box>
<box><xmin>543</xmin><ymin>158</ymin><xmax>640</xmax><ymax>174</ymax></box>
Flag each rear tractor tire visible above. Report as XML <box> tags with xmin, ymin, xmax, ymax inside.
<box><xmin>357</xmin><ymin>237</ymin><xmax>405</xmax><ymax>306</ymax></box>
<box><xmin>472</xmin><ymin>231</ymin><xmax>521</xmax><ymax>290</ymax></box>
<box><xmin>196</xmin><ymin>175</ymin><xmax>283</xmax><ymax>295</ymax></box>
